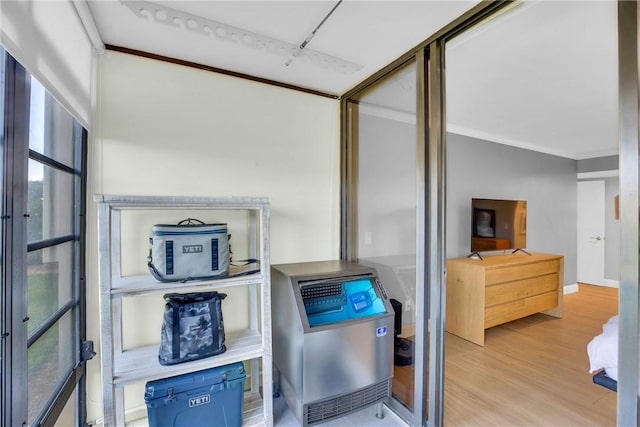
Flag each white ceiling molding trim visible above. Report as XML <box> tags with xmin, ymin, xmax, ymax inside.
<box><xmin>446</xmin><ymin>124</ymin><xmax>577</xmax><ymax>159</ymax></box>
<box><xmin>123</xmin><ymin>0</ymin><xmax>363</xmax><ymax>74</ymax></box>
<box><xmin>577</xmin><ymin>170</ymin><xmax>619</xmax><ymax>179</ymax></box>
<box><xmin>575</xmin><ymin>148</ymin><xmax>620</xmax><ymax>161</ymax></box>
<box><xmin>358</xmin><ymin>103</ymin><xmax>415</xmax><ymax>125</ymax></box>
<box><xmin>351</xmin><ymin>106</ymin><xmax>616</xmax><ymax>161</ymax></box>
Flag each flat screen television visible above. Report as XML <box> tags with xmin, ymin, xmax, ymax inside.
<box><xmin>471</xmin><ymin>198</ymin><xmax>527</xmax><ymax>253</ymax></box>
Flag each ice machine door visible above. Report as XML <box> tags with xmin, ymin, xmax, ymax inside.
<box><xmin>301</xmin><ymin>310</ymin><xmax>394</xmax><ymax>404</ymax></box>
<box><xmin>300</xmin><ymin>277</ymin><xmax>388</xmax><ymax>327</ymax></box>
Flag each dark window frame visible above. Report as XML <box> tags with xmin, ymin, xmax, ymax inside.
<box><xmin>0</xmin><ymin>47</ymin><xmax>88</xmax><ymax>427</ymax></box>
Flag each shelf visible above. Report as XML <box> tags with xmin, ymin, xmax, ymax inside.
<box><xmin>113</xmin><ymin>330</ymin><xmax>263</xmax><ymax>385</ymax></box>
<box><xmin>243</xmin><ymin>392</ymin><xmax>268</xmax><ymax>427</ymax></box>
<box><xmin>96</xmin><ymin>195</ymin><xmax>272</xmax><ymax>426</ymax></box>
<box><xmin>111</xmin><ymin>271</ymin><xmax>264</xmax><ymax>296</ymax></box>
<box><xmin>94</xmin><ymin>194</ymin><xmax>270</xmax><ymax>210</ymax></box>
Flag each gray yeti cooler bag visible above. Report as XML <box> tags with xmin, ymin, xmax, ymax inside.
<box><xmin>148</xmin><ymin>218</ymin><xmax>230</xmax><ymax>282</ymax></box>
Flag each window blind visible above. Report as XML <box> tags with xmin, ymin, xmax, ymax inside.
<box><xmin>0</xmin><ymin>0</ymin><xmax>94</xmax><ymax>127</ymax></box>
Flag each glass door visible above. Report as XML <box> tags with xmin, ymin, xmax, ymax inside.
<box><xmin>343</xmin><ymin>59</ymin><xmax>425</xmax><ymax>423</ymax></box>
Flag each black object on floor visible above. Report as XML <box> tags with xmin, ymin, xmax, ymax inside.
<box><xmin>390</xmin><ymin>299</ymin><xmax>414</xmax><ymax>366</ymax></box>
<box><xmin>592</xmin><ymin>370</ymin><xmax>617</xmax><ymax>392</ymax></box>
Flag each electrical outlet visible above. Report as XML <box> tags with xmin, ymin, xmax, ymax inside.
<box><xmin>364</xmin><ymin>231</ymin><xmax>372</xmax><ymax>245</ymax></box>
<box><xmin>405</xmin><ymin>299</ymin><xmax>411</xmax><ymax>311</ymax></box>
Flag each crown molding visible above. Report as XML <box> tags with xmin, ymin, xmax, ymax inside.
<box><xmin>358</xmin><ymin>103</ymin><xmax>415</xmax><ymax>125</ymax></box>
<box><xmin>105</xmin><ymin>45</ymin><xmax>339</xmax><ymax>100</ymax></box>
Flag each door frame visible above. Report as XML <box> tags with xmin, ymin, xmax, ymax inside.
<box><xmin>616</xmin><ymin>2</ymin><xmax>639</xmax><ymax>424</ymax></box>
<box><xmin>340</xmin><ymin>3</ymin><xmax>514</xmax><ymax>426</ymax></box>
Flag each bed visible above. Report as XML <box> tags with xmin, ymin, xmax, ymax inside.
<box><xmin>587</xmin><ymin>315</ymin><xmax>618</xmax><ymax>392</ymax></box>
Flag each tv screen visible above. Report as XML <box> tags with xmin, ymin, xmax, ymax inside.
<box><xmin>471</xmin><ymin>198</ymin><xmax>527</xmax><ymax>253</ymax></box>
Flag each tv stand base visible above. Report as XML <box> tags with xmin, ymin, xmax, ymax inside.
<box><xmin>512</xmin><ymin>248</ymin><xmax>531</xmax><ymax>255</ymax></box>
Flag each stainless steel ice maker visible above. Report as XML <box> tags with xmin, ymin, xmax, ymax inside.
<box><xmin>271</xmin><ymin>260</ymin><xmax>394</xmax><ymax>426</ymax></box>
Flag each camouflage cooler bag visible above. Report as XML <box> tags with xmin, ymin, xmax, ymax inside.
<box><xmin>158</xmin><ymin>291</ymin><xmax>226</xmax><ymax>365</ymax></box>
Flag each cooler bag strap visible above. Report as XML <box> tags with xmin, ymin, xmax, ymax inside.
<box><xmin>212</xmin><ymin>293</ymin><xmax>227</xmax><ymax>353</ymax></box>
<box><xmin>147</xmin><ymin>248</ymin><xmax>167</xmax><ymax>282</ymax></box>
<box><xmin>208</xmin><ymin>297</ymin><xmax>220</xmax><ymax>352</ymax></box>
<box><xmin>228</xmin><ymin>259</ymin><xmax>261</xmax><ymax>277</ymax></box>
<box><xmin>151</xmin><ymin>258</ymin><xmax>259</xmax><ymax>281</ymax></box>
<box><xmin>169</xmin><ymin>299</ymin><xmax>181</xmax><ymax>361</ymax></box>
<box><xmin>148</xmin><ymin>256</ymin><xmax>229</xmax><ymax>283</ymax></box>
<box><xmin>177</xmin><ymin>218</ymin><xmax>205</xmax><ymax>226</ymax></box>
<box><xmin>166</xmin><ymin>291</ymin><xmax>218</xmax><ymax>303</ymax></box>
<box><xmin>231</xmin><ymin>258</ymin><xmax>259</xmax><ymax>265</ymax></box>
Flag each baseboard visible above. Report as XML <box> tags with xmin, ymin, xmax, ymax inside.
<box><xmin>564</xmin><ymin>283</ymin><xmax>579</xmax><ymax>294</ymax></box>
<box><xmin>565</xmin><ymin>281</ymin><xmax>622</xmax><ymax>293</ymax></box>
<box><xmin>600</xmin><ymin>279</ymin><xmax>620</xmax><ymax>288</ymax></box>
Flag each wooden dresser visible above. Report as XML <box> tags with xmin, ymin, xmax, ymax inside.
<box><xmin>446</xmin><ymin>252</ymin><xmax>563</xmax><ymax>346</ymax></box>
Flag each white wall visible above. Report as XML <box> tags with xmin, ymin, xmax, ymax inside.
<box><xmin>87</xmin><ymin>51</ymin><xmax>341</xmax><ymax>421</ymax></box>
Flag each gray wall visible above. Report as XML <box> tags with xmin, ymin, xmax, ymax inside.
<box><xmin>577</xmin><ymin>155</ymin><xmax>618</xmax><ymax>173</ymax></box>
<box><xmin>358</xmin><ymin>114</ymin><xmax>416</xmax><ymax>258</ymax></box>
<box><xmin>446</xmin><ymin>133</ymin><xmax>578</xmax><ymax>286</ymax></box>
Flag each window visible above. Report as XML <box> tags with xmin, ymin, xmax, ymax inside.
<box><xmin>1</xmin><ymin>47</ymin><xmax>88</xmax><ymax>427</ymax></box>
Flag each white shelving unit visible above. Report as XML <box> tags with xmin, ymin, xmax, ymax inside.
<box><xmin>95</xmin><ymin>195</ymin><xmax>272</xmax><ymax>427</ymax></box>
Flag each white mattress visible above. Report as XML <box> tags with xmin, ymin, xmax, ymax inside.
<box><xmin>587</xmin><ymin>315</ymin><xmax>618</xmax><ymax>381</ymax></box>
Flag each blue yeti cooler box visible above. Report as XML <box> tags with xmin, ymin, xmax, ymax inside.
<box><xmin>145</xmin><ymin>362</ymin><xmax>246</xmax><ymax>427</ymax></box>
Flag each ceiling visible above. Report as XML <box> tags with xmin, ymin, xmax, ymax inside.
<box><xmin>86</xmin><ymin>0</ymin><xmax>619</xmax><ymax>160</ymax></box>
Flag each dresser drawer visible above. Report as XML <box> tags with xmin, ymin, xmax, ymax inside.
<box><xmin>485</xmin><ymin>273</ymin><xmax>558</xmax><ymax>307</ymax></box>
<box><xmin>485</xmin><ymin>259</ymin><xmax>560</xmax><ymax>285</ymax></box>
<box><xmin>485</xmin><ymin>291</ymin><xmax>558</xmax><ymax>328</ymax></box>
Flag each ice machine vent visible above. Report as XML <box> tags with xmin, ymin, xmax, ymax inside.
<box><xmin>300</xmin><ymin>283</ymin><xmax>346</xmax><ymax>315</ymax></box>
<box><xmin>305</xmin><ymin>379</ymin><xmax>391</xmax><ymax>425</ymax></box>
<box><xmin>300</xmin><ymin>283</ymin><xmax>342</xmax><ymax>300</ymax></box>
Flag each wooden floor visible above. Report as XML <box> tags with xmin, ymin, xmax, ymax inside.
<box><xmin>444</xmin><ymin>283</ymin><xmax>618</xmax><ymax>426</ymax></box>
